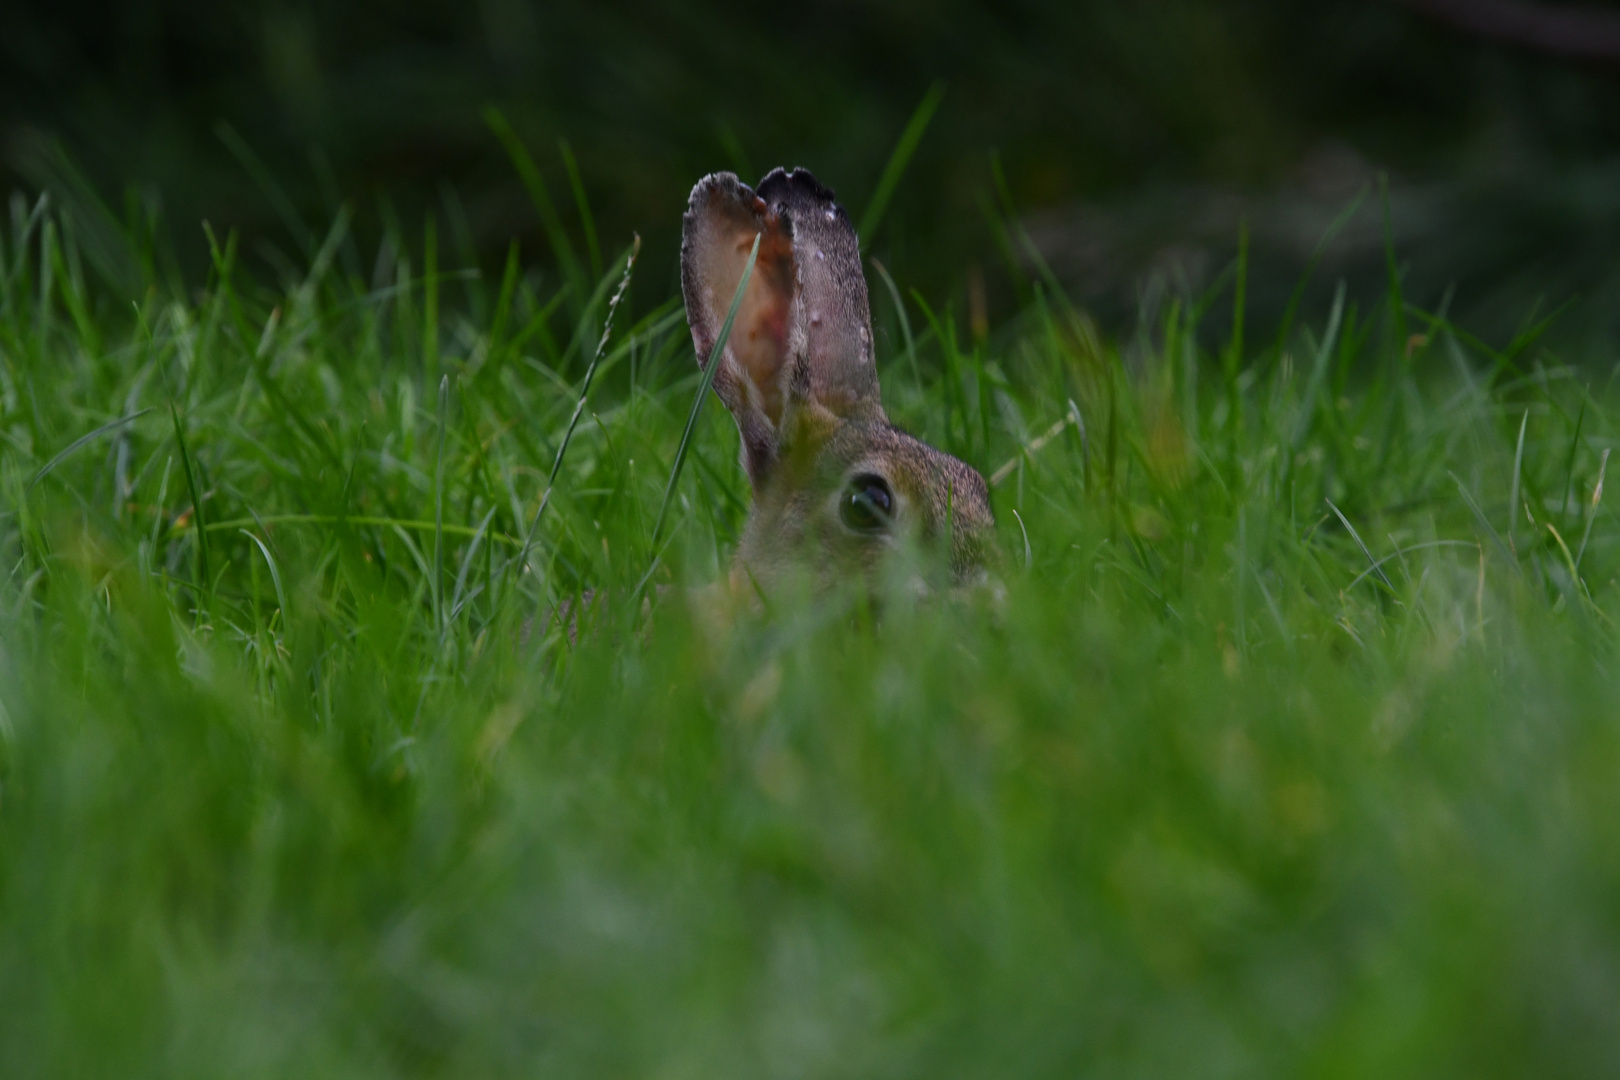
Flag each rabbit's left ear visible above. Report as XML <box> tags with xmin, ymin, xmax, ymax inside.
<box><xmin>682</xmin><ymin>173</ymin><xmax>798</xmax><ymax>491</ymax></box>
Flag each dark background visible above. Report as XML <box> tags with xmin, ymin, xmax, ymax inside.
<box><xmin>7</xmin><ymin>0</ymin><xmax>1620</xmax><ymax>347</ymax></box>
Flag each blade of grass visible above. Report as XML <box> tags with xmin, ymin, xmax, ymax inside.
<box><xmin>1223</xmin><ymin>222</ymin><xmax>1249</xmax><ymax>442</ymax></box>
<box><xmin>1011</xmin><ymin>507</ymin><xmax>1032</xmax><ymax>571</ymax></box>
<box><xmin>489</xmin><ymin>241</ymin><xmax>521</xmax><ymax>352</ymax></box>
<box><xmin>644</xmin><ymin>231</ymin><xmax>761</xmax><ymax>579</ymax></box>
<box><xmin>1291</xmin><ymin>281</ymin><xmax>1346</xmax><ymax>449</ymax></box>
<box><xmin>202</xmin><ymin>514</ymin><xmax>520</xmax><ymax>545</ymax></box>
<box><xmin>38</xmin><ymin>219</ymin><xmax>54</xmax><ymax>347</ymax></box>
<box><xmin>1561</xmin><ymin>402</ymin><xmax>1585</xmax><ymax>518</ymax></box>
<box><xmin>1576</xmin><ymin>448</ymin><xmax>1609</xmax><ymax>572</ymax></box>
<box><xmin>512</xmin><ymin>237</ymin><xmax>641</xmax><ymax>588</ymax></box>
<box><xmin>910</xmin><ymin>291</ymin><xmax>970</xmax><ymax>453</ymax></box>
<box><xmin>147</xmin><ymin>456</ymin><xmax>173</xmax><ymax>557</ymax></box>
<box><xmin>46</xmin><ymin>221</ymin><xmax>100</xmax><ymax>356</ymax></box>
<box><xmin>1381</xmin><ymin>174</ymin><xmax>1408</xmax><ymax>359</ymax></box>
<box><xmin>559</xmin><ymin>140</ymin><xmax>602</xmax><ymax>282</ymax></box>
<box><xmin>26</xmin><ymin>408</ymin><xmax>154</xmax><ymax>493</ymax></box>
<box><xmin>215</xmin><ymin>122</ymin><xmax>312</xmax><ymax>258</ymax></box>
<box><xmin>1450</xmin><ymin>470</ymin><xmax>1524</xmax><ymax>577</ymax></box>
<box><xmin>990</xmin><ymin>414</ymin><xmax>1072</xmax><ymax>487</ymax></box>
<box><xmin>977</xmin><ymin>187</ymin><xmax>1027</xmax><ymax>301</ymax></box>
<box><xmin>484</xmin><ymin>107</ymin><xmax>583</xmax><ymax>291</ymax></box>
<box><xmin>5</xmin><ymin>193</ymin><xmax>48</xmax><ymax>296</ymax></box>
<box><xmin>1490</xmin><ymin>300</ymin><xmax>1573</xmax><ymax>388</ymax></box>
<box><xmin>1273</xmin><ymin>187</ymin><xmax>1367</xmax><ymax>359</ymax></box>
<box><xmin>298</xmin><ymin>206</ymin><xmax>352</xmax><ymax>303</ymax></box>
<box><xmin>170</xmin><ymin>403</ymin><xmax>211</xmax><ymax>598</ymax></box>
<box><xmin>240</xmin><ymin>529</ymin><xmax>289</xmax><ymax>629</ymax></box>
<box><xmin>870</xmin><ymin>258</ymin><xmax>920</xmax><ymax>388</ymax></box>
<box><xmin>857</xmin><ymin>81</ymin><xmax>945</xmax><ymax>242</ymax></box>
<box><xmin>424</xmin><ymin>216</ymin><xmax>440</xmax><ymax>386</ymax></box>
<box><xmin>433</xmin><ymin>374</ymin><xmax>448</xmax><ymax>633</ymax></box>
<box><xmin>1545</xmin><ymin>522</ymin><xmax>1586</xmax><ymax>600</ymax></box>
<box><xmin>1325</xmin><ymin>498</ymin><xmax>1395</xmax><ymax>594</ymax></box>
<box><xmin>1509</xmin><ymin>408</ymin><xmax>1528</xmax><ymax>554</ymax></box>
<box><xmin>451</xmin><ymin>505</ymin><xmax>499</xmax><ymax>625</ymax></box>
<box><xmin>1343</xmin><ymin>539</ymin><xmax>1478</xmax><ymax>594</ymax></box>
<box><xmin>1068</xmin><ymin>397</ymin><xmax>1090</xmax><ymax>494</ymax></box>
<box><xmin>390</xmin><ymin>523</ymin><xmax>433</xmax><ymax>583</ymax></box>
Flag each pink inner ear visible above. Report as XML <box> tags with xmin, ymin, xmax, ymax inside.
<box><xmin>717</xmin><ymin>209</ymin><xmax>796</xmax><ymax>427</ymax></box>
<box><xmin>682</xmin><ymin>173</ymin><xmax>806</xmax><ymax>479</ymax></box>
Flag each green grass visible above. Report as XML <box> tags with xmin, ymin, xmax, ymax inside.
<box><xmin>2</xmin><ymin>181</ymin><xmax>1620</xmax><ymax>1078</ymax></box>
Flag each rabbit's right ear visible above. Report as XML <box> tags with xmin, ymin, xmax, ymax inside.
<box><xmin>681</xmin><ymin>173</ymin><xmax>798</xmax><ymax>491</ymax></box>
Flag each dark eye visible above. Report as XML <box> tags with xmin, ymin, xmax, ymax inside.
<box><xmin>839</xmin><ymin>473</ymin><xmax>893</xmax><ymax>534</ymax></box>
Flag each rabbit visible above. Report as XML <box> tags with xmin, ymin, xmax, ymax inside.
<box><xmin>527</xmin><ymin>168</ymin><xmax>995</xmax><ymax>646</ymax></box>
<box><xmin>681</xmin><ymin>167</ymin><xmax>996</xmax><ymax>598</ymax></box>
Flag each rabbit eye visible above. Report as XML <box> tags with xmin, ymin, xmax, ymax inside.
<box><xmin>840</xmin><ymin>474</ymin><xmax>893</xmax><ymax>534</ymax></box>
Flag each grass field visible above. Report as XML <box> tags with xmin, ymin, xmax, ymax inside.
<box><xmin>2</xmin><ymin>174</ymin><xmax>1619</xmax><ymax>1077</ymax></box>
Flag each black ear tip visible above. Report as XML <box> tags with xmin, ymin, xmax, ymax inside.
<box><xmin>756</xmin><ymin>167</ymin><xmax>840</xmax><ymax>210</ymax></box>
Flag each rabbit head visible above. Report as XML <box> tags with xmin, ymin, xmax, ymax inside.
<box><xmin>681</xmin><ymin>167</ymin><xmax>995</xmax><ymax>595</ymax></box>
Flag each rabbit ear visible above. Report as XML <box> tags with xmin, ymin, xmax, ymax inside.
<box><xmin>753</xmin><ymin>168</ymin><xmax>883</xmax><ymax>424</ymax></box>
<box><xmin>682</xmin><ymin>169</ymin><xmax>884</xmax><ymax>491</ymax></box>
<box><xmin>681</xmin><ymin>173</ymin><xmax>798</xmax><ymax>491</ymax></box>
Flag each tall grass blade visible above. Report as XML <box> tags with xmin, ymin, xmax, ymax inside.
<box><xmin>1292</xmin><ymin>282</ymin><xmax>1345</xmax><ymax>448</ymax></box>
<box><xmin>1011</xmin><ymin>507</ymin><xmax>1032</xmax><ymax>570</ymax></box>
<box><xmin>559</xmin><ymin>139</ymin><xmax>602</xmax><ymax>281</ymax></box>
<box><xmin>1068</xmin><ymin>397</ymin><xmax>1090</xmax><ymax>493</ymax></box>
<box><xmin>1380</xmin><ymin>174</ymin><xmax>1408</xmax><ymax>356</ymax></box>
<box><xmin>423</xmin><ymin>216</ymin><xmax>440</xmax><ymax>385</ymax></box>
<box><xmin>858</xmin><ymin>82</ymin><xmax>945</xmax><ymax>242</ymax></box>
<box><xmin>1509</xmin><ymin>408</ymin><xmax>1528</xmax><ymax>553</ymax></box>
<box><xmin>215</xmin><ymin>122</ymin><xmax>311</xmax><ymax>257</ymax></box>
<box><xmin>1223</xmin><ymin>222</ymin><xmax>1249</xmax><ymax>441</ymax></box>
<box><xmin>870</xmin><ymin>257</ymin><xmax>920</xmax><ymax>386</ymax></box>
<box><xmin>513</xmin><ymin>237</ymin><xmax>641</xmax><ymax>587</ymax></box>
<box><xmin>27</xmin><ymin>408</ymin><xmax>154</xmax><ymax>493</ymax></box>
<box><xmin>646</xmin><ymin>231</ymin><xmax>761</xmax><ymax>568</ymax></box>
<box><xmin>1273</xmin><ymin>187</ymin><xmax>1367</xmax><ymax>358</ymax></box>
<box><xmin>1451</xmin><ymin>470</ymin><xmax>1523</xmax><ymax>577</ymax></box>
<box><xmin>202</xmin><ymin>514</ymin><xmax>518</xmax><ymax>545</ymax></box>
<box><xmin>1562</xmin><ymin>402</ymin><xmax>1585</xmax><ymax>517</ymax></box>
<box><xmin>170</xmin><ymin>404</ymin><xmax>211</xmax><ymax>597</ymax></box>
<box><xmin>1325</xmin><ymin>498</ymin><xmax>1394</xmax><ymax>593</ymax></box>
<box><xmin>433</xmin><ymin>374</ymin><xmax>449</xmax><ymax>633</ymax></box>
<box><xmin>489</xmin><ymin>240</ymin><xmax>521</xmax><ymax>356</ymax></box>
<box><xmin>483</xmin><ymin>107</ymin><xmax>583</xmax><ymax>290</ymax></box>
<box><xmin>6</xmin><ymin>192</ymin><xmax>48</xmax><ymax>294</ymax></box>
<box><xmin>240</xmin><ymin>529</ymin><xmax>288</xmax><ymax>628</ymax></box>
<box><xmin>451</xmin><ymin>506</ymin><xmax>499</xmax><ymax>624</ymax></box>
<box><xmin>147</xmin><ymin>456</ymin><xmax>172</xmax><ymax>556</ymax></box>
<box><xmin>1343</xmin><ymin>540</ymin><xmax>1479</xmax><ymax>594</ymax></box>
<box><xmin>1576</xmin><ymin>448</ymin><xmax>1609</xmax><ymax>572</ymax></box>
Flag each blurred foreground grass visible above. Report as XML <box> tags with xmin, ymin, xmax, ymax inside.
<box><xmin>2</xmin><ymin>183</ymin><xmax>1619</xmax><ymax>1077</ymax></box>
